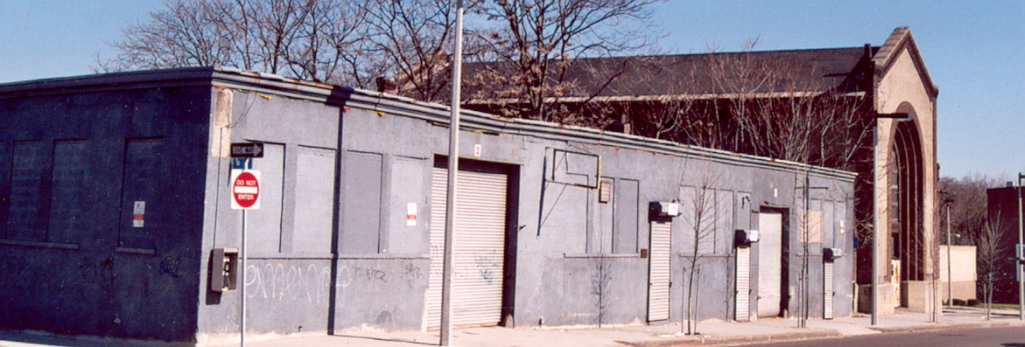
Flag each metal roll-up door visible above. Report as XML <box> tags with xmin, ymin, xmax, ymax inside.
<box><xmin>758</xmin><ymin>212</ymin><xmax>782</xmax><ymax>317</ymax></box>
<box><xmin>824</xmin><ymin>262</ymin><xmax>834</xmax><ymax>319</ymax></box>
<box><xmin>424</xmin><ymin>168</ymin><xmax>448</xmax><ymax>330</ymax></box>
<box><xmin>647</xmin><ymin>221</ymin><xmax>672</xmax><ymax>322</ymax></box>
<box><xmin>735</xmin><ymin>247</ymin><xmax>751</xmax><ymax>322</ymax></box>
<box><xmin>424</xmin><ymin>167</ymin><xmax>508</xmax><ymax>329</ymax></box>
<box><xmin>452</xmin><ymin>170</ymin><xmax>507</xmax><ymax>326</ymax></box>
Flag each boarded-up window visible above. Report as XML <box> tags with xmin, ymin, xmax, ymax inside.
<box><xmin>835</xmin><ymin>201</ymin><xmax>847</xmax><ymax>248</ymax></box>
<box><xmin>597</xmin><ymin>178</ymin><xmax>614</xmax><ymax>253</ymax></box>
<box><xmin>680</xmin><ymin>186</ymin><xmax>715</xmax><ymax>255</ymax></box>
<box><xmin>8</xmin><ymin>141</ymin><xmax>49</xmax><ymax>241</ymax></box>
<box><xmin>247</xmin><ymin>142</ymin><xmax>284</xmax><ymax>253</ymax></box>
<box><xmin>822</xmin><ymin>201</ymin><xmax>834</xmax><ymax>247</ymax></box>
<box><xmin>340</xmin><ymin>151</ymin><xmax>381</xmax><ymax>254</ymax></box>
<box><xmin>613</xmin><ymin>178</ymin><xmax>639</xmax><ymax>253</ymax></box>
<box><xmin>48</xmin><ymin>141</ymin><xmax>88</xmax><ymax>244</ymax></box>
<box><xmin>716</xmin><ymin>190</ymin><xmax>735</xmax><ymax>254</ymax></box>
<box><xmin>539</xmin><ymin>183</ymin><xmax>588</xmax><ymax>254</ymax></box>
<box><xmin>799</xmin><ymin>209</ymin><xmax>823</xmax><ymax>244</ymax></box>
<box><xmin>0</xmin><ymin>142</ymin><xmax>10</xmax><ymax>238</ymax></box>
<box><xmin>119</xmin><ymin>138</ymin><xmax>164</xmax><ymax>250</ymax></box>
<box><xmin>293</xmin><ymin>146</ymin><xmax>335</xmax><ymax>253</ymax></box>
<box><xmin>387</xmin><ymin>157</ymin><xmax>425</xmax><ymax>254</ymax></box>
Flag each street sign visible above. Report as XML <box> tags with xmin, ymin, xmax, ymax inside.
<box><xmin>231</xmin><ymin>143</ymin><xmax>264</xmax><ymax>158</ymax></box>
<box><xmin>230</xmin><ymin>158</ymin><xmax>253</xmax><ymax>170</ymax></box>
<box><xmin>230</xmin><ymin>170</ymin><xmax>261</xmax><ymax>210</ymax></box>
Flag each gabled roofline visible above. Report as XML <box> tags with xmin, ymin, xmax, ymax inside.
<box><xmin>872</xmin><ymin>27</ymin><xmax>940</xmax><ymax>98</ymax></box>
<box><xmin>0</xmin><ymin>67</ymin><xmax>857</xmax><ymax>182</ymax></box>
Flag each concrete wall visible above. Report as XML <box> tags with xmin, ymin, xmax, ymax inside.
<box><xmin>190</xmin><ymin>76</ymin><xmax>855</xmax><ymax>338</ymax></box>
<box><xmin>0</xmin><ymin>86</ymin><xmax>212</xmax><ymax>342</ymax></box>
<box><xmin>939</xmin><ymin>245</ymin><xmax>977</xmax><ymax>302</ymax></box>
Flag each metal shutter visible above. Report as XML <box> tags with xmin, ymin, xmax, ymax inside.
<box><xmin>424</xmin><ymin>168</ymin><xmax>508</xmax><ymax>329</ymax></box>
<box><xmin>824</xmin><ymin>262</ymin><xmax>834</xmax><ymax>319</ymax></box>
<box><xmin>735</xmin><ymin>247</ymin><xmax>751</xmax><ymax>322</ymax></box>
<box><xmin>758</xmin><ymin>212</ymin><xmax>782</xmax><ymax>317</ymax></box>
<box><xmin>424</xmin><ymin>168</ymin><xmax>447</xmax><ymax>330</ymax></box>
<box><xmin>647</xmin><ymin>221</ymin><xmax>672</xmax><ymax>321</ymax></box>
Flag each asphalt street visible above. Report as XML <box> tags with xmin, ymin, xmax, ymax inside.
<box><xmin>745</xmin><ymin>326</ymin><xmax>1025</xmax><ymax>347</ymax></box>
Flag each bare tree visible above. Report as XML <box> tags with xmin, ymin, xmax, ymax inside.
<box><xmin>99</xmin><ymin>0</ymin><xmax>382</xmax><ymax>89</ymax></box>
<box><xmin>976</xmin><ymin>212</ymin><xmax>1006</xmax><ymax>320</ymax></box>
<box><xmin>679</xmin><ymin>170</ymin><xmax>718</xmax><ymax>335</ymax></box>
<box><xmin>469</xmin><ymin>0</ymin><xmax>661</xmax><ymax>123</ymax></box>
<box><xmin>281</xmin><ymin>0</ymin><xmax>371</xmax><ymax>84</ymax></box>
<box><xmin>939</xmin><ymin>174</ymin><xmax>1002</xmax><ymax>245</ymax></box>
<box><xmin>367</xmin><ymin>0</ymin><xmax>465</xmax><ymax>102</ymax></box>
<box><xmin>97</xmin><ymin>0</ymin><xmax>234</xmax><ymax>72</ymax></box>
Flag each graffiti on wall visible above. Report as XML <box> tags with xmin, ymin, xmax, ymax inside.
<box><xmin>243</xmin><ymin>260</ymin><xmax>426</xmax><ymax>304</ymax></box>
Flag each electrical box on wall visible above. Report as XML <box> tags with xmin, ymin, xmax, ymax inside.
<box><xmin>734</xmin><ymin>229</ymin><xmax>759</xmax><ymax>247</ymax></box>
<box><xmin>210</xmin><ymin>248</ymin><xmax>239</xmax><ymax>292</ymax></box>
<box><xmin>823</xmin><ymin>247</ymin><xmax>844</xmax><ymax>262</ymax></box>
<box><xmin>649</xmin><ymin>201</ymin><xmax>680</xmax><ymax>219</ymax></box>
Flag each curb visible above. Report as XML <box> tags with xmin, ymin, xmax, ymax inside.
<box><xmin>620</xmin><ymin>330</ymin><xmax>843</xmax><ymax>347</ymax></box>
<box><xmin>868</xmin><ymin>321</ymin><xmax>1025</xmax><ymax>334</ymax></box>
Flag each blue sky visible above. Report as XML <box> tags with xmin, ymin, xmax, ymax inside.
<box><xmin>1</xmin><ymin>0</ymin><xmax>1022</xmax><ymax>180</ymax></box>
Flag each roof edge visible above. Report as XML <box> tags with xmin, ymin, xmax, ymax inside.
<box><xmin>208</xmin><ymin>69</ymin><xmax>856</xmax><ymax>181</ymax></box>
<box><xmin>872</xmin><ymin>27</ymin><xmax>939</xmax><ymax>98</ymax></box>
<box><xmin>0</xmin><ymin>67</ymin><xmax>857</xmax><ymax>182</ymax></box>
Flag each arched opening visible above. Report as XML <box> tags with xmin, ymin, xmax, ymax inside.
<box><xmin>886</xmin><ymin>108</ymin><xmax>925</xmax><ymax>308</ymax></box>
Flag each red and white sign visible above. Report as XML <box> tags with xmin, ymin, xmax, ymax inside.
<box><xmin>132</xmin><ymin>201</ymin><xmax>146</xmax><ymax>228</ymax></box>
<box><xmin>231</xmin><ymin>170</ymin><xmax>261</xmax><ymax>210</ymax></box>
<box><xmin>406</xmin><ymin>202</ymin><xmax>417</xmax><ymax>226</ymax></box>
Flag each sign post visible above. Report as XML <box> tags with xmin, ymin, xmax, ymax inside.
<box><xmin>230</xmin><ymin>166</ymin><xmax>261</xmax><ymax>347</ymax></box>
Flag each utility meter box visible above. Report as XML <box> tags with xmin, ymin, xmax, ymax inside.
<box><xmin>734</xmin><ymin>229</ymin><xmax>760</xmax><ymax>247</ymax></box>
<box><xmin>649</xmin><ymin>201</ymin><xmax>681</xmax><ymax>219</ymax></box>
<box><xmin>823</xmin><ymin>247</ymin><xmax>843</xmax><ymax>262</ymax></box>
<box><xmin>210</xmin><ymin>248</ymin><xmax>239</xmax><ymax>292</ymax></box>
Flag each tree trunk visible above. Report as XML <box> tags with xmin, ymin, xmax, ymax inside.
<box><xmin>985</xmin><ymin>273</ymin><xmax>992</xmax><ymax>321</ymax></box>
<box><xmin>686</xmin><ymin>264</ymin><xmax>695</xmax><ymax>335</ymax></box>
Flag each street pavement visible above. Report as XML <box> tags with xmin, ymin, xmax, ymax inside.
<box><xmin>745</xmin><ymin>326</ymin><xmax>1025</xmax><ymax>347</ymax></box>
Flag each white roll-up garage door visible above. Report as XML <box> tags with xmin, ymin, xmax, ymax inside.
<box><xmin>735</xmin><ymin>247</ymin><xmax>751</xmax><ymax>322</ymax></box>
<box><xmin>424</xmin><ymin>167</ymin><xmax>508</xmax><ymax>329</ymax></box>
<box><xmin>647</xmin><ymin>221</ymin><xmax>672</xmax><ymax>322</ymax></box>
<box><xmin>758</xmin><ymin>212</ymin><xmax>782</xmax><ymax>317</ymax></box>
<box><xmin>823</xmin><ymin>262</ymin><xmax>834</xmax><ymax>319</ymax></box>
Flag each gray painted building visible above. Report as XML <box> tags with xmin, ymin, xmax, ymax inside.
<box><xmin>0</xmin><ymin>68</ymin><xmax>856</xmax><ymax>344</ymax></box>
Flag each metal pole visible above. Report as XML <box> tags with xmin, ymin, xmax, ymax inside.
<box><xmin>945</xmin><ymin>203</ymin><xmax>951</xmax><ymax>307</ymax></box>
<box><xmin>241</xmin><ymin>210</ymin><xmax>247</xmax><ymax>347</ymax></box>
<box><xmin>802</xmin><ymin>174</ymin><xmax>810</xmax><ymax>328</ymax></box>
<box><xmin>871</xmin><ymin>120</ymin><xmax>879</xmax><ymax>326</ymax></box>
<box><xmin>1017</xmin><ymin>173</ymin><xmax>1024</xmax><ymax>321</ymax></box>
<box><xmin>440</xmin><ymin>2</ymin><xmax>464</xmax><ymax>345</ymax></box>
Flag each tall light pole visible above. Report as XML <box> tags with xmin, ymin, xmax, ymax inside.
<box><xmin>440</xmin><ymin>1</ymin><xmax>465</xmax><ymax>345</ymax></box>
<box><xmin>1017</xmin><ymin>173</ymin><xmax>1024</xmax><ymax>321</ymax></box>
<box><xmin>871</xmin><ymin>112</ymin><xmax>912</xmax><ymax>326</ymax></box>
<box><xmin>943</xmin><ymin>196</ymin><xmax>953</xmax><ymax>308</ymax></box>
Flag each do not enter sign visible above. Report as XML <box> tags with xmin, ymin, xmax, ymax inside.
<box><xmin>230</xmin><ymin>170</ymin><xmax>261</xmax><ymax>210</ymax></box>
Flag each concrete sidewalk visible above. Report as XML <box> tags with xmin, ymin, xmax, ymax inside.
<box><xmin>2</xmin><ymin>308</ymin><xmax>1022</xmax><ymax>347</ymax></box>
<box><xmin>204</xmin><ymin>308</ymin><xmax>1024</xmax><ymax>347</ymax></box>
